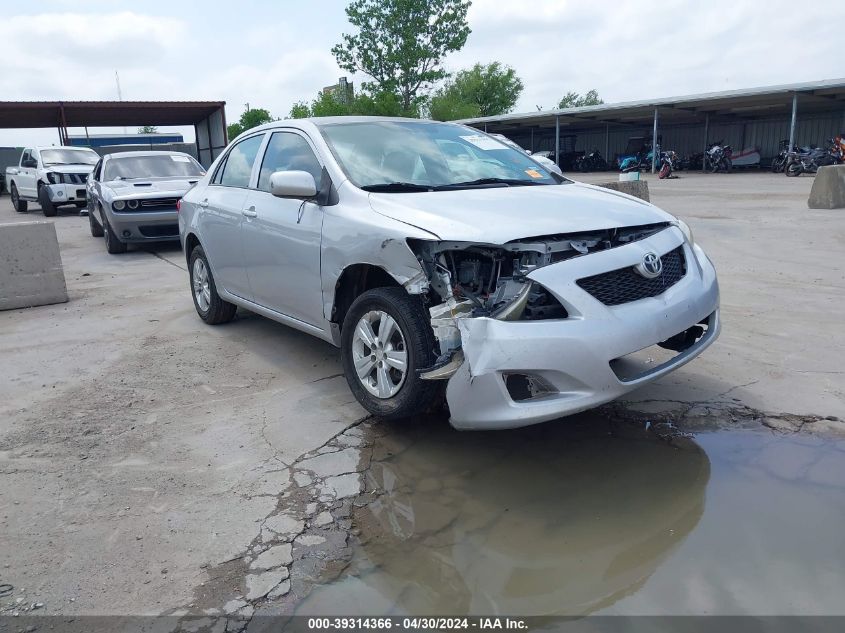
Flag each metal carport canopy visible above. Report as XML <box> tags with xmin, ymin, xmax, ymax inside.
<box><xmin>456</xmin><ymin>78</ymin><xmax>845</xmax><ymax>173</ymax></box>
<box><xmin>455</xmin><ymin>78</ymin><xmax>845</xmax><ymax>130</ymax></box>
<box><xmin>0</xmin><ymin>100</ymin><xmax>229</xmax><ymax>167</ymax></box>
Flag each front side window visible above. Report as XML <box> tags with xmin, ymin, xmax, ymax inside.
<box><xmin>257</xmin><ymin>132</ymin><xmax>323</xmax><ymax>192</ymax></box>
<box><xmin>40</xmin><ymin>148</ymin><xmax>99</xmax><ymax>166</ymax></box>
<box><xmin>317</xmin><ymin>120</ymin><xmax>564</xmax><ymax>191</ymax></box>
<box><xmin>92</xmin><ymin>159</ymin><xmax>103</xmax><ymax>181</ymax></box>
<box><xmin>218</xmin><ymin>134</ymin><xmax>264</xmax><ymax>188</ymax></box>
<box><xmin>103</xmin><ymin>155</ymin><xmax>205</xmax><ymax>181</ymax></box>
<box><xmin>21</xmin><ymin>150</ymin><xmax>33</xmax><ymax>166</ymax></box>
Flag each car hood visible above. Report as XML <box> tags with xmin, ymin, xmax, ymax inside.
<box><xmin>105</xmin><ymin>177</ymin><xmax>199</xmax><ymax>196</ymax></box>
<box><xmin>367</xmin><ymin>182</ymin><xmax>672</xmax><ymax>243</ymax></box>
<box><xmin>45</xmin><ymin>165</ymin><xmax>95</xmax><ymax>175</ymax></box>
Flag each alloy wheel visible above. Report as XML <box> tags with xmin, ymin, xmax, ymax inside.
<box><xmin>192</xmin><ymin>258</ymin><xmax>211</xmax><ymax>312</ymax></box>
<box><xmin>351</xmin><ymin>310</ymin><xmax>408</xmax><ymax>399</ymax></box>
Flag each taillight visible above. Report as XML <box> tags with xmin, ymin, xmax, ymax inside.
<box><xmin>176</xmin><ymin>198</ymin><xmax>181</xmax><ymax>212</ymax></box>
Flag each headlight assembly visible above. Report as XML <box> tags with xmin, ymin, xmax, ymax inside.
<box><xmin>675</xmin><ymin>219</ymin><xmax>694</xmax><ymax>247</ymax></box>
<box><xmin>45</xmin><ymin>172</ymin><xmax>64</xmax><ymax>185</ymax></box>
<box><xmin>112</xmin><ymin>200</ymin><xmax>126</xmax><ymax>211</ymax></box>
<box><xmin>127</xmin><ymin>199</ymin><xmax>139</xmax><ymax>210</ymax></box>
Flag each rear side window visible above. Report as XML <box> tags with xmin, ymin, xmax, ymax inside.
<box><xmin>218</xmin><ymin>134</ymin><xmax>264</xmax><ymax>188</ymax></box>
<box><xmin>257</xmin><ymin>132</ymin><xmax>323</xmax><ymax>192</ymax></box>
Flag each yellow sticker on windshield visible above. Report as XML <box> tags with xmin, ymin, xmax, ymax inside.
<box><xmin>525</xmin><ymin>169</ymin><xmax>543</xmax><ymax>178</ymax></box>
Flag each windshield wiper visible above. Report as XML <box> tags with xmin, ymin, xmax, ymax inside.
<box><xmin>361</xmin><ymin>182</ymin><xmax>433</xmax><ymax>193</ymax></box>
<box><xmin>434</xmin><ymin>177</ymin><xmax>544</xmax><ymax>190</ymax></box>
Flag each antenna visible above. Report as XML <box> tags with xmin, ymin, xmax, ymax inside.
<box><xmin>115</xmin><ymin>71</ymin><xmax>127</xmax><ymax>134</ymax></box>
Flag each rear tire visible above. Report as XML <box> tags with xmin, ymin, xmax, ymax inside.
<box><xmin>103</xmin><ymin>217</ymin><xmax>127</xmax><ymax>253</ymax></box>
<box><xmin>38</xmin><ymin>185</ymin><xmax>57</xmax><ymax>217</ymax></box>
<box><xmin>11</xmin><ymin>183</ymin><xmax>27</xmax><ymax>212</ymax></box>
<box><xmin>341</xmin><ymin>287</ymin><xmax>443</xmax><ymax>420</ymax></box>
<box><xmin>189</xmin><ymin>245</ymin><xmax>237</xmax><ymax>325</ymax></box>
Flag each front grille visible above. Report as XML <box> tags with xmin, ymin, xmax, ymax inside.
<box><xmin>576</xmin><ymin>246</ymin><xmax>686</xmax><ymax>306</ymax></box>
<box><xmin>64</xmin><ymin>173</ymin><xmax>88</xmax><ymax>184</ymax></box>
<box><xmin>139</xmin><ymin>224</ymin><xmax>179</xmax><ymax>238</ymax></box>
<box><xmin>139</xmin><ymin>197</ymin><xmax>179</xmax><ymax>210</ymax></box>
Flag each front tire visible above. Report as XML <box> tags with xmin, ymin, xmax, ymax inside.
<box><xmin>341</xmin><ymin>287</ymin><xmax>442</xmax><ymax>420</ymax></box>
<box><xmin>786</xmin><ymin>162</ymin><xmax>802</xmax><ymax>177</ymax></box>
<box><xmin>38</xmin><ymin>185</ymin><xmax>57</xmax><ymax>217</ymax></box>
<box><xmin>88</xmin><ymin>210</ymin><xmax>104</xmax><ymax>237</ymax></box>
<box><xmin>11</xmin><ymin>183</ymin><xmax>27</xmax><ymax>213</ymax></box>
<box><xmin>103</xmin><ymin>217</ymin><xmax>127</xmax><ymax>253</ymax></box>
<box><xmin>189</xmin><ymin>245</ymin><xmax>237</xmax><ymax>325</ymax></box>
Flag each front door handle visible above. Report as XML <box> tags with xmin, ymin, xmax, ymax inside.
<box><xmin>242</xmin><ymin>206</ymin><xmax>258</xmax><ymax>218</ymax></box>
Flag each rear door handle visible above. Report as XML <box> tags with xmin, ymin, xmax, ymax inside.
<box><xmin>242</xmin><ymin>206</ymin><xmax>258</xmax><ymax>218</ymax></box>
<box><xmin>199</xmin><ymin>199</ymin><xmax>209</xmax><ymax>208</ymax></box>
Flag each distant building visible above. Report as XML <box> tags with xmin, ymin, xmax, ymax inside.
<box><xmin>322</xmin><ymin>77</ymin><xmax>354</xmax><ymax>104</ymax></box>
<box><xmin>67</xmin><ymin>132</ymin><xmax>184</xmax><ymax>148</ymax></box>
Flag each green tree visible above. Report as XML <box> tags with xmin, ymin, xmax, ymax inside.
<box><xmin>288</xmin><ymin>89</ymin><xmax>405</xmax><ymax>119</ymax></box>
<box><xmin>428</xmin><ymin>92</ymin><xmax>479</xmax><ymax>121</ymax></box>
<box><xmin>137</xmin><ymin>125</ymin><xmax>158</xmax><ymax>134</ymax></box>
<box><xmin>332</xmin><ymin>0</ymin><xmax>471</xmax><ymax>114</ymax></box>
<box><xmin>429</xmin><ymin>62</ymin><xmax>523</xmax><ymax>121</ymax></box>
<box><xmin>227</xmin><ymin>107</ymin><xmax>274</xmax><ymax>140</ymax></box>
<box><xmin>289</xmin><ymin>101</ymin><xmax>311</xmax><ymax>119</ymax></box>
<box><xmin>557</xmin><ymin>89</ymin><xmax>603</xmax><ymax>109</ymax></box>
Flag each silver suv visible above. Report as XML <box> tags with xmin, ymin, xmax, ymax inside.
<box><xmin>179</xmin><ymin>117</ymin><xmax>719</xmax><ymax>430</ymax></box>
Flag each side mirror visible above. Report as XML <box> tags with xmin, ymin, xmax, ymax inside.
<box><xmin>269</xmin><ymin>170</ymin><xmax>317</xmax><ymax>199</ymax></box>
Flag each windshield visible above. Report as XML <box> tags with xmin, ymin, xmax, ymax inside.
<box><xmin>318</xmin><ymin>120</ymin><xmax>562</xmax><ymax>190</ymax></box>
<box><xmin>41</xmin><ymin>148</ymin><xmax>99</xmax><ymax>166</ymax></box>
<box><xmin>104</xmin><ymin>155</ymin><xmax>205</xmax><ymax>181</ymax></box>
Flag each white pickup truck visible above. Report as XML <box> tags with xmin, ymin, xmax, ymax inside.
<box><xmin>6</xmin><ymin>146</ymin><xmax>100</xmax><ymax>216</ymax></box>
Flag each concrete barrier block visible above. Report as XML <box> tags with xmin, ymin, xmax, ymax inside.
<box><xmin>0</xmin><ymin>221</ymin><xmax>68</xmax><ymax>311</ymax></box>
<box><xmin>808</xmin><ymin>164</ymin><xmax>845</xmax><ymax>209</ymax></box>
<box><xmin>596</xmin><ymin>180</ymin><xmax>650</xmax><ymax>202</ymax></box>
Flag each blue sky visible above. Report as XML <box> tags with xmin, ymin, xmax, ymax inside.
<box><xmin>1</xmin><ymin>0</ymin><xmax>842</xmax><ymax>146</ymax></box>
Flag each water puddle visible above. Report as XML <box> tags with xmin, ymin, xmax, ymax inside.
<box><xmin>294</xmin><ymin>415</ymin><xmax>845</xmax><ymax>616</ymax></box>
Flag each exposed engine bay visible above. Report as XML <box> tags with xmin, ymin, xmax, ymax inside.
<box><xmin>407</xmin><ymin>222</ymin><xmax>671</xmax><ymax>377</ymax></box>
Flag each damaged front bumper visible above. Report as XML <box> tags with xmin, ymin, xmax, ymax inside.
<box><xmin>440</xmin><ymin>227</ymin><xmax>720</xmax><ymax>430</ymax></box>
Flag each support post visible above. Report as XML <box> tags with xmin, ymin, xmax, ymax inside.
<box><xmin>702</xmin><ymin>113</ymin><xmax>709</xmax><ymax>173</ymax></box>
<box><xmin>555</xmin><ymin>115</ymin><xmax>560</xmax><ymax>168</ymax></box>
<box><xmin>651</xmin><ymin>108</ymin><xmax>658</xmax><ymax>174</ymax></box>
<box><xmin>484</xmin><ymin>123</ymin><xmax>488</xmax><ymax>133</ymax></box>
<box><xmin>788</xmin><ymin>93</ymin><xmax>798</xmax><ymax>151</ymax></box>
<box><xmin>530</xmin><ymin>127</ymin><xmax>534</xmax><ymax>153</ymax></box>
<box><xmin>605</xmin><ymin>123</ymin><xmax>610</xmax><ymax>161</ymax></box>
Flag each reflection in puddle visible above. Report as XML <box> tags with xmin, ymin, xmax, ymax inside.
<box><xmin>295</xmin><ymin>417</ymin><xmax>845</xmax><ymax>616</ymax></box>
<box><xmin>296</xmin><ymin>416</ymin><xmax>711</xmax><ymax>615</ymax></box>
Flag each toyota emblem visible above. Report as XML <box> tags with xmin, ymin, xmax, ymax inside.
<box><xmin>636</xmin><ymin>252</ymin><xmax>663</xmax><ymax>279</ymax></box>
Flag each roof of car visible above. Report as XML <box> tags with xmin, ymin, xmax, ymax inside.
<box><xmin>34</xmin><ymin>145</ymin><xmax>97</xmax><ymax>151</ymax></box>
<box><xmin>103</xmin><ymin>150</ymin><xmax>192</xmax><ymax>159</ymax></box>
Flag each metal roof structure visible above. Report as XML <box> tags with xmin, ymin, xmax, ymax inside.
<box><xmin>0</xmin><ymin>100</ymin><xmax>225</xmax><ymax>129</ymax></box>
<box><xmin>0</xmin><ymin>100</ymin><xmax>228</xmax><ymax>167</ymax></box>
<box><xmin>456</xmin><ymin>78</ymin><xmax>845</xmax><ymax>130</ymax></box>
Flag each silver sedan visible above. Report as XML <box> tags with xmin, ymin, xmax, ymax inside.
<box><xmin>86</xmin><ymin>151</ymin><xmax>206</xmax><ymax>254</ymax></box>
<box><xmin>179</xmin><ymin>117</ymin><xmax>719</xmax><ymax>430</ymax></box>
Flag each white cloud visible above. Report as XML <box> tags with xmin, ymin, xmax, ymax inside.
<box><xmin>0</xmin><ymin>1</ymin><xmax>840</xmax><ymax>147</ymax></box>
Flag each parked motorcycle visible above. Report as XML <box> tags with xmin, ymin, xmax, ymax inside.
<box><xmin>785</xmin><ymin>139</ymin><xmax>842</xmax><ymax>176</ymax></box>
<box><xmin>705</xmin><ymin>141</ymin><xmax>732</xmax><ymax>173</ymax></box>
<box><xmin>770</xmin><ymin>139</ymin><xmax>791</xmax><ymax>173</ymax></box>
<box><xmin>574</xmin><ymin>150</ymin><xmax>609</xmax><ymax>172</ymax></box>
<box><xmin>658</xmin><ymin>150</ymin><xmax>678</xmax><ymax>179</ymax></box>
